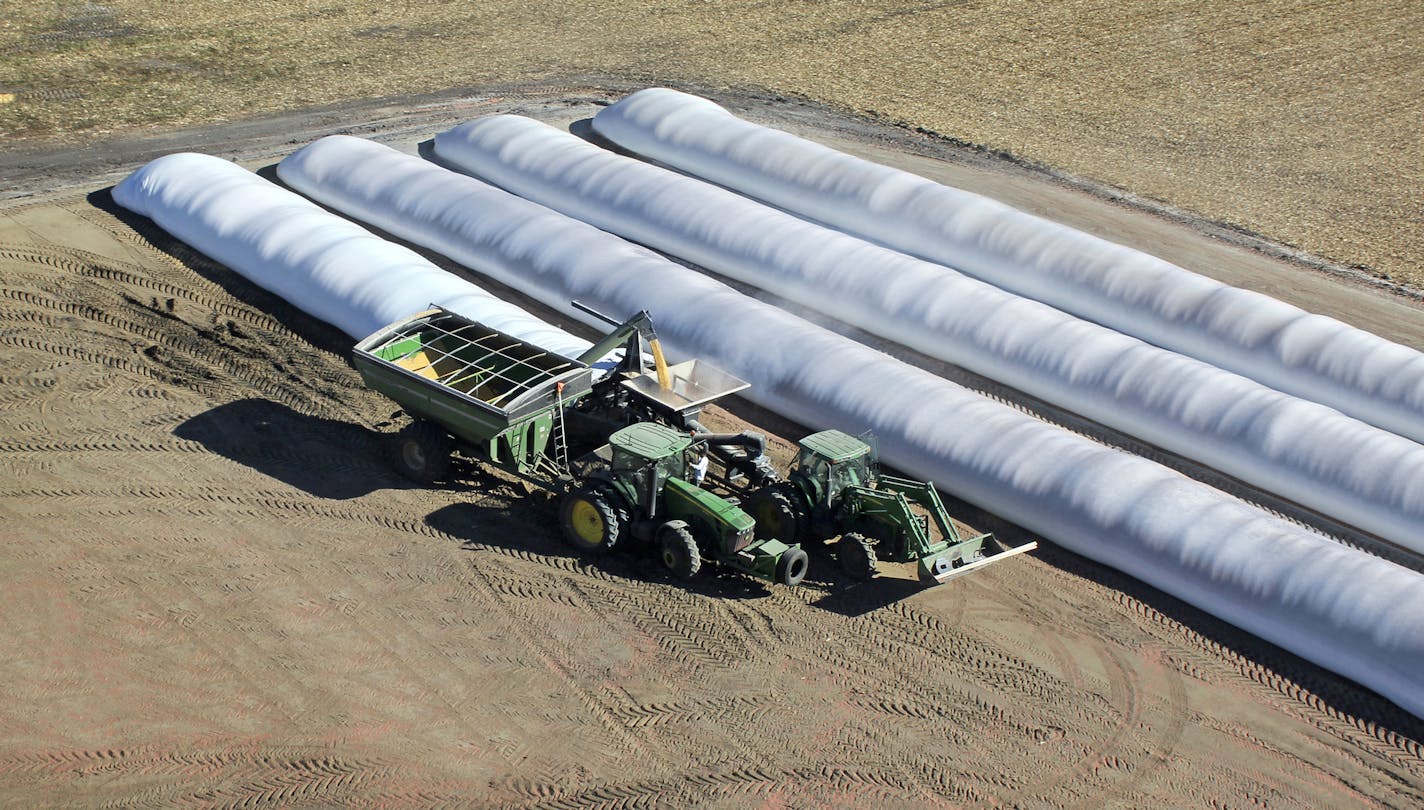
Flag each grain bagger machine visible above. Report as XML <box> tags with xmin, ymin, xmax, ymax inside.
<box><xmin>352</xmin><ymin>304</ymin><xmax>752</xmax><ymax>484</ymax></box>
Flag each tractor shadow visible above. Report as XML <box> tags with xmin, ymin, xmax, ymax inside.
<box><xmin>805</xmin><ymin>566</ymin><xmax>927</xmax><ymax>617</ymax></box>
<box><xmin>425</xmin><ymin>500</ymin><xmax>782</xmax><ymax>600</ymax></box>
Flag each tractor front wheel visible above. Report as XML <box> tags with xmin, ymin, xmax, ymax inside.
<box><xmin>657</xmin><ymin>521</ymin><xmax>701</xmax><ymax>579</ymax></box>
<box><xmin>559</xmin><ymin>486</ymin><xmax>623</xmax><ymax>555</ymax></box>
<box><xmin>389</xmin><ymin>420</ymin><xmax>452</xmax><ymax>484</ymax></box>
<box><xmin>836</xmin><ymin>532</ymin><xmax>877</xmax><ymax>580</ymax></box>
<box><xmin>775</xmin><ymin>546</ymin><xmax>810</xmax><ymax>587</ymax></box>
<box><xmin>747</xmin><ymin>484</ymin><xmax>806</xmax><ymax>544</ymax></box>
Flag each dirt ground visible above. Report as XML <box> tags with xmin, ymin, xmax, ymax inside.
<box><xmin>1</xmin><ymin>90</ymin><xmax>1422</xmax><ymax>807</ymax></box>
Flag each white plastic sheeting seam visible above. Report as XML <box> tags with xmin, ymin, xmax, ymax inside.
<box><xmin>111</xmin><ymin>152</ymin><xmax>594</xmax><ymax>360</ymax></box>
<box><xmin>277</xmin><ymin>134</ymin><xmax>1424</xmax><ymax>718</ymax></box>
<box><xmin>592</xmin><ymin>88</ymin><xmax>1424</xmax><ymax>446</ymax></box>
<box><xmin>431</xmin><ymin>116</ymin><xmax>1424</xmax><ymax>555</ymax></box>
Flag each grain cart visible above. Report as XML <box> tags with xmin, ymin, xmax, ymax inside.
<box><xmin>563</xmin><ymin>422</ymin><xmax>809</xmax><ymax>586</ymax></box>
<box><xmin>352</xmin><ymin>306</ymin><xmax>751</xmax><ymax>484</ymax></box>
<box><xmin>746</xmin><ymin>430</ymin><xmax>1037</xmax><ymax>584</ymax></box>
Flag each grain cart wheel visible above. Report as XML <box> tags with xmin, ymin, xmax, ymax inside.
<box><xmin>747</xmin><ymin>484</ymin><xmax>806</xmax><ymax>543</ymax></box>
<box><xmin>775</xmin><ymin>546</ymin><xmax>810</xmax><ymax>587</ymax></box>
<box><xmin>559</xmin><ymin>486</ymin><xmax>623</xmax><ymax>555</ymax></box>
<box><xmin>390</xmin><ymin>420</ymin><xmax>452</xmax><ymax>484</ymax></box>
<box><xmin>657</xmin><ymin>521</ymin><xmax>701</xmax><ymax>579</ymax></box>
<box><xmin>836</xmin><ymin>532</ymin><xmax>877</xmax><ymax>580</ymax></box>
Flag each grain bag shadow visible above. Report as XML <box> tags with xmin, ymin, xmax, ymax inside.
<box><xmin>89</xmin><ymin>187</ymin><xmax>353</xmax><ymax>357</ymax></box>
<box><xmin>425</xmin><ymin>500</ymin><xmax>774</xmax><ymax>600</ymax></box>
<box><xmin>176</xmin><ymin>398</ymin><xmax>398</xmax><ymax>499</ymax></box>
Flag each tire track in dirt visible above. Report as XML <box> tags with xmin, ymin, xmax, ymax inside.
<box><xmin>4</xmin><ymin>180</ymin><xmax>1420</xmax><ymax>804</ymax></box>
<box><xmin>1</xmin><ymin>235</ymin><xmax>373</xmax><ymax>420</ymax></box>
<box><xmin>549</xmin><ymin>566</ymin><xmax>985</xmax><ymax>797</ymax></box>
<box><xmin>244</xmin><ymin>532</ymin><xmax>560</xmax><ymax>757</ymax></box>
<box><xmin>1102</xmin><ymin>585</ymin><xmax>1424</xmax><ymax>773</ymax></box>
<box><xmin>946</xmin><ymin>577</ymin><xmax>1187</xmax><ymax>806</ymax></box>
<box><xmin>453</xmin><ymin>560</ymin><xmax>680</xmax><ymax>774</ymax></box>
<box><xmin>836</xmin><ymin>581</ymin><xmax>1191</xmax><ymax>803</ymax></box>
<box><xmin>496</xmin><ymin>763</ymin><xmax>931</xmax><ymax>809</ymax></box>
<box><xmin>1026</xmin><ymin>548</ymin><xmax>1424</xmax><ymax>794</ymax></box>
<box><xmin>0</xmin><ymin>272</ymin><xmax>345</xmax><ymax>419</ymax></box>
<box><xmin>5</xmin><ymin>575</ymin><xmax>325</xmax><ymax>753</ymax></box>
<box><xmin>750</xmin><ymin>586</ymin><xmax>1099</xmax><ymax>800</ymax></box>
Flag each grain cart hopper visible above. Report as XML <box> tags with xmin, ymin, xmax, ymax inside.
<box><xmin>352</xmin><ymin>306</ymin><xmax>754</xmax><ymax>484</ymax></box>
<box><xmin>746</xmin><ymin>430</ymin><xmax>1037</xmax><ymax>584</ymax></box>
<box><xmin>562</xmin><ymin>422</ymin><xmax>809</xmax><ymax>586</ymax></box>
<box><xmin>562</xmin><ymin>300</ymin><xmax>751</xmax><ymax>434</ymax></box>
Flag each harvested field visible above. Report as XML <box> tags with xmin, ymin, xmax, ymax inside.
<box><xmin>2</xmin><ymin>92</ymin><xmax>1423</xmax><ymax>805</ymax></box>
<box><xmin>2</xmin><ymin>1</ymin><xmax>1420</xmax><ymax>289</ymax></box>
<box><xmin>3</xmin><ymin>1</ymin><xmax>1423</xmax><ymax>806</ymax></box>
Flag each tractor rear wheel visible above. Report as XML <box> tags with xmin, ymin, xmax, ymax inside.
<box><xmin>836</xmin><ymin>532</ymin><xmax>877</xmax><ymax>580</ymax></box>
<box><xmin>657</xmin><ymin>521</ymin><xmax>701</xmax><ymax>579</ymax></box>
<box><xmin>559</xmin><ymin>486</ymin><xmax>623</xmax><ymax>555</ymax></box>
<box><xmin>390</xmin><ymin>420</ymin><xmax>452</xmax><ymax>484</ymax></box>
<box><xmin>747</xmin><ymin>484</ymin><xmax>806</xmax><ymax>544</ymax></box>
<box><xmin>775</xmin><ymin>546</ymin><xmax>810</xmax><ymax>587</ymax></box>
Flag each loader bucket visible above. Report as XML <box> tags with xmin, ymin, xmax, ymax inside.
<box><xmin>917</xmin><ymin>533</ymin><xmax>1038</xmax><ymax>585</ymax></box>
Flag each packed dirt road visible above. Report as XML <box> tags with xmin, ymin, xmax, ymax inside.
<box><xmin>2</xmin><ymin>90</ymin><xmax>1422</xmax><ymax>806</ymax></box>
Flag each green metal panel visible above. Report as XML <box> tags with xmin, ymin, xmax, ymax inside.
<box><xmin>663</xmin><ymin>477</ymin><xmax>755</xmax><ymax>534</ymax></box>
<box><xmin>609</xmin><ymin>422</ymin><xmax>693</xmax><ymax>462</ymax></box>
<box><xmin>799</xmin><ymin>430</ymin><xmax>871</xmax><ymax>463</ymax></box>
<box><xmin>353</xmin><ymin>307</ymin><xmax>592</xmax><ymax>476</ymax></box>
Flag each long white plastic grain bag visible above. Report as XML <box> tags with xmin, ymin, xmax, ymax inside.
<box><xmin>592</xmin><ymin>88</ymin><xmax>1424</xmax><ymax>446</ymax></box>
<box><xmin>278</xmin><ymin>135</ymin><xmax>1424</xmax><ymax>718</ymax></box>
<box><xmin>431</xmin><ymin>116</ymin><xmax>1424</xmax><ymax>554</ymax></box>
<box><xmin>111</xmin><ymin>152</ymin><xmax>592</xmax><ymax>359</ymax></box>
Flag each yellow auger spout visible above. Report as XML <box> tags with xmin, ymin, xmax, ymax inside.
<box><xmin>649</xmin><ymin>337</ymin><xmax>673</xmax><ymax>391</ymax></box>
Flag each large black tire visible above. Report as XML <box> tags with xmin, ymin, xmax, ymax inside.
<box><xmin>389</xmin><ymin>420</ymin><xmax>452</xmax><ymax>484</ymax></box>
<box><xmin>775</xmin><ymin>546</ymin><xmax>810</xmax><ymax>587</ymax></box>
<box><xmin>836</xmin><ymin>532</ymin><xmax>877</xmax><ymax>580</ymax></box>
<box><xmin>747</xmin><ymin>484</ymin><xmax>807</xmax><ymax>543</ymax></box>
<box><xmin>558</xmin><ymin>486</ymin><xmax>623</xmax><ymax>555</ymax></box>
<box><xmin>657</xmin><ymin>521</ymin><xmax>701</xmax><ymax>579</ymax></box>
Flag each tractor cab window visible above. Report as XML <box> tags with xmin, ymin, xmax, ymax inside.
<box><xmin>657</xmin><ymin>452</ymin><xmax>686</xmax><ymax>483</ymax></box>
<box><xmin>612</xmin><ymin>449</ymin><xmax>684</xmax><ymax>501</ymax></box>
<box><xmin>797</xmin><ymin>447</ymin><xmax>831</xmax><ymax>485</ymax></box>
<box><xmin>612</xmin><ymin>449</ymin><xmax>644</xmax><ymax>476</ymax></box>
<box><xmin>828</xmin><ymin>461</ymin><xmax>860</xmax><ymax>502</ymax></box>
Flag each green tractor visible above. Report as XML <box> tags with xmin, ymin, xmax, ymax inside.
<box><xmin>560</xmin><ymin>422</ymin><xmax>810</xmax><ymax>587</ymax></box>
<box><xmin>747</xmin><ymin>430</ymin><xmax>1036</xmax><ymax>585</ymax></box>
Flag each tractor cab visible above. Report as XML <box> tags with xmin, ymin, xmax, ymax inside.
<box><xmin>608</xmin><ymin>422</ymin><xmax>692</xmax><ymax>518</ymax></box>
<box><xmin>792</xmin><ymin>430</ymin><xmax>874</xmax><ymax>506</ymax></box>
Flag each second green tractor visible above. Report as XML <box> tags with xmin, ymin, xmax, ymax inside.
<box><xmin>746</xmin><ymin>430</ymin><xmax>1036</xmax><ymax>584</ymax></box>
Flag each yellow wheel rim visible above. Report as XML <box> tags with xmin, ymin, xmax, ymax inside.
<box><xmin>569</xmin><ymin>498</ymin><xmax>605</xmax><ymax>545</ymax></box>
